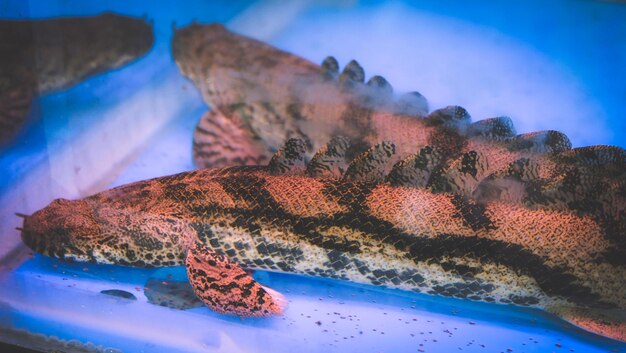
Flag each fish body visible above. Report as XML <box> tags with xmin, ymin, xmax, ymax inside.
<box><xmin>20</xmin><ymin>137</ymin><xmax>626</xmax><ymax>341</ymax></box>
<box><xmin>0</xmin><ymin>13</ymin><xmax>154</xmax><ymax>143</ymax></box>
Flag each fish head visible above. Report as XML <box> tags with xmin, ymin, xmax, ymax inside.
<box><xmin>21</xmin><ymin>198</ymin><xmax>102</xmax><ymax>263</ymax></box>
<box><xmin>20</xmin><ymin>195</ymin><xmax>188</xmax><ymax>267</ymax></box>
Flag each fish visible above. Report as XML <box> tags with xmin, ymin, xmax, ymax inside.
<box><xmin>172</xmin><ymin>23</ymin><xmax>435</xmax><ymax>168</ymax></box>
<box><xmin>172</xmin><ymin>23</ymin><xmax>575</xmax><ymax>175</ymax></box>
<box><xmin>19</xmin><ymin>136</ymin><xmax>626</xmax><ymax>342</ymax></box>
<box><xmin>0</xmin><ymin>13</ymin><xmax>154</xmax><ymax>144</ymax></box>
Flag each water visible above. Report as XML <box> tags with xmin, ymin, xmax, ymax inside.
<box><xmin>0</xmin><ymin>1</ymin><xmax>624</xmax><ymax>352</ymax></box>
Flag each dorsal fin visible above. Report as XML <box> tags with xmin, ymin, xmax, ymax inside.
<box><xmin>508</xmin><ymin>130</ymin><xmax>571</xmax><ymax>154</ymax></box>
<box><xmin>425</xmin><ymin>105</ymin><xmax>471</xmax><ymax>130</ymax></box>
<box><xmin>366</xmin><ymin>75</ymin><xmax>393</xmax><ymax>95</ymax></box>
<box><xmin>472</xmin><ymin>147</ymin><xmax>625</xmax><ymax>227</ymax></box>
<box><xmin>555</xmin><ymin>145</ymin><xmax>626</xmax><ymax>174</ymax></box>
<box><xmin>339</xmin><ymin>59</ymin><xmax>365</xmax><ymax>88</ymax></box>
<box><xmin>362</xmin><ymin>75</ymin><xmax>394</xmax><ymax>108</ymax></box>
<box><xmin>536</xmin><ymin>147</ymin><xmax>625</xmax><ymax>216</ymax></box>
<box><xmin>307</xmin><ymin>136</ymin><xmax>351</xmax><ymax>178</ymax></box>
<box><xmin>472</xmin><ymin>158</ymin><xmax>541</xmax><ymax>204</ymax></box>
<box><xmin>321</xmin><ymin>56</ymin><xmax>339</xmax><ymax>80</ymax></box>
<box><xmin>429</xmin><ymin>150</ymin><xmax>491</xmax><ymax>196</ymax></box>
<box><xmin>468</xmin><ymin>116</ymin><xmax>516</xmax><ymax>140</ymax></box>
<box><xmin>386</xmin><ymin>146</ymin><xmax>442</xmax><ymax>188</ymax></box>
<box><xmin>342</xmin><ymin>141</ymin><xmax>396</xmax><ymax>183</ymax></box>
<box><xmin>548</xmin><ymin>147</ymin><xmax>626</xmax><ymax>216</ymax></box>
<box><xmin>268</xmin><ymin>138</ymin><xmax>306</xmax><ymax>175</ymax></box>
<box><xmin>395</xmin><ymin>91</ymin><xmax>429</xmax><ymax>117</ymax></box>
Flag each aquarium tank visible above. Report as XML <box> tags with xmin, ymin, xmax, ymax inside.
<box><xmin>0</xmin><ymin>0</ymin><xmax>625</xmax><ymax>352</ymax></box>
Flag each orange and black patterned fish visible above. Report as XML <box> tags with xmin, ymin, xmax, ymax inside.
<box><xmin>0</xmin><ymin>13</ymin><xmax>154</xmax><ymax>144</ymax></box>
<box><xmin>19</xmin><ymin>136</ymin><xmax>626</xmax><ymax>342</ymax></box>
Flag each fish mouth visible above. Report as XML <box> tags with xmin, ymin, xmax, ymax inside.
<box><xmin>17</xmin><ymin>198</ymin><xmax>95</xmax><ymax>260</ymax></box>
<box><xmin>19</xmin><ymin>213</ymin><xmax>64</xmax><ymax>258</ymax></box>
<box><xmin>19</xmin><ymin>227</ymin><xmax>35</xmax><ymax>252</ymax></box>
<box><xmin>16</xmin><ymin>212</ymin><xmax>40</xmax><ymax>253</ymax></box>
<box><xmin>20</xmin><ymin>220</ymin><xmax>93</xmax><ymax>262</ymax></box>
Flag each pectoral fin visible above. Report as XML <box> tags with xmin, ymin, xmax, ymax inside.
<box><xmin>193</xmin><ymin>109</ymin><xmax>273</xmax><ymax>168</ymax></box>
<box><xmin>185</xmin><ymin>242</ymin><xmax>287</xmax><ymax>317</ymax></box>
<box><xmin>547</xmin><ymin>305</ymin><xmax>626</xmax><ymax>342</ymax></box>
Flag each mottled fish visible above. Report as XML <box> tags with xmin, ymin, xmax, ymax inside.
<box><xmin>0</xmin><ymin>13</ymin><xmax>154</xmax><ymax>144</ymax></box>
<box><xmin>20</xmin><ymin>136</ymin><xmax>626</xmax><ymax>342</ymax></box>
<box><xmin>172</xmin><ymin>23</ymin><xmax>572</xmax><ymax>175</ymax></box>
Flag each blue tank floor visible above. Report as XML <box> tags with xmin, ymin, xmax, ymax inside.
<box><xmin>0</xmin><ymin>255</ymin><xmax>623</xmax><ymax>353</ymax></box>
<box><xmin>0</xmin><ymin>1</ymin><xmax>624</xmax><ymax>352</ymax></box>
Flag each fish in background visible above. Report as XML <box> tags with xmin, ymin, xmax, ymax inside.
<box><xmin>0</xmin><ymin>12</ymin><xmax>154</xmax><ymax>144</ymax></box>
<box><xmin>172</xmin><ymin>23</ymin><xmax>570</xmax><ymax>171</ymax></box>
<box><xmin>173</xmin><ymin>23</ymin><xmax>433</xmax><ymax>168</ymax></box>
<box><xmin>171</xmin><ymin>24</ymin><xmax>623</xmax><ymax>196</ymax></box>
